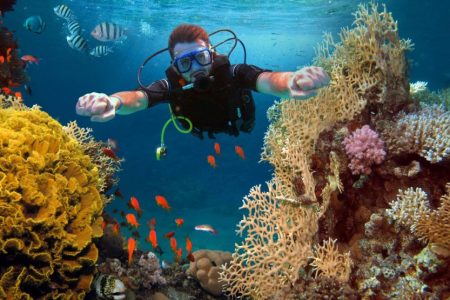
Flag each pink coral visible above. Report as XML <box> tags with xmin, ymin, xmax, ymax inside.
<box><xmin>343</xmin><ymin>125</ymin><xmax>386</xmax><ymax>175</ymax></box>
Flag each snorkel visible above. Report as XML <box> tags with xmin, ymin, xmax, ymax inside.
<box><xmin>137</xmin><ymin>29</ymin><xmax>247</xmax><ymax>160</ymax></box>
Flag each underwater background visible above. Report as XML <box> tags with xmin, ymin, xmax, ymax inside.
<box><xmin>4</xmin><ymin>0</ymin><xmax>450</xmax><ymax>263</ymax></box>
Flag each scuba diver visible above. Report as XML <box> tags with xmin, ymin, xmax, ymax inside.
<box><xmin>76</xmin><ymin>24</ymin><xmax>330</xmax><ymax>158</ymax></box>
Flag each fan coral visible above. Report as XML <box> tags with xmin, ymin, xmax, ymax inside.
<box><xmin>343</xmin><ymin>125</ymin><xmax>386</xmax><ymax>175</ymax></box>
<box><xmin>0</xmin><ymin>97</ymin><xmax>104</xmax><ymax>298</ymax></box>
<box><xmin>219</xmin><ymin>184</ymin><xmax>319</xmax><ymax>299</ymax></box>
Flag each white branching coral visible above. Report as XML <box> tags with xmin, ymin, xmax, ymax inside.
<box><xmin>397</xmin><ymin>105</ymin><xmax>450</xmax><ymax>163</ymax></box>
<box><xmin>387</xmin><ymin>184</ymin><xmax>450</xmax><ymax>254</ymax></box>
<box><xmin>386</xmin><ymin>187</ymin><xmax>430</xmax><ymax>230</ymax></box>
<box><xmin>309</xmin><ymin>238</ymin><xmax>353</xmax><ymax>283</ymax></box>
<box><xmin>409</xmin><ymin>81</ymin><xmax>428</xmax><ymax>95</ymax></box>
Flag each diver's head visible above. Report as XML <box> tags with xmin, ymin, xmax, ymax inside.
<box><xmin>169</xmin><ymin>24</ymin><xmax>213</xmax><ymax>84</ymax></box>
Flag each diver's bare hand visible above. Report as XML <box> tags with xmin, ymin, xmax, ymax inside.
<box><xmin>289</xmin><ymin>66</ymin><xmax>330</xmax><ymax>99</ymax></box>
<box><xmin>76</xmin><ymin>92</ymin><xmax>119</xmax><ymax>122</ymax></box>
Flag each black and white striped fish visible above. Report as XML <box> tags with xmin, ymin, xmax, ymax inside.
<box><xmin>89</xmin><ymin>45</ymin><xmax>114</xmax><ymax>57</ymax></box>
<box><xmin>66</xmin><ymin>34</ymin><xmax>88</xmax><ymax>52</ymax></box>
<box><xmin>54</xmin><ymin>4</ymin><xmax>75</xmax><ymax>20</ymax></box>
<box><xmin>91</xmin><ymin>22</ymin><xmax>126</xmax><ymax>42</ymax></box>
<box><xmin>67</xmin><ymin>20</ymin><xmax>81</xmax><ymax>36</ymax></box>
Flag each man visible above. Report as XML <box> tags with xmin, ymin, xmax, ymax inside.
<box><xmin>76</xmin><ymin>24</ymin><xmax>330</xmax><ymax>139</ymax></box>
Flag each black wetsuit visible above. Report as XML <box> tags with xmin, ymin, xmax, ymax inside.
<box><xmin>138</xmin><ymin>55</ymin><xmax>269</xmax><ymax>139</ymax></box>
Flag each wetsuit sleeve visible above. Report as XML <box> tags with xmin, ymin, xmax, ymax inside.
<box><xmin>136</xmin><ymin>79</ymin><xmax>171</xmax><ymax>108</ymax></box>
<box><xmin>231</xmin><ymin>64</ymin><xmax>271</xmax><ymax>91</ymax></box>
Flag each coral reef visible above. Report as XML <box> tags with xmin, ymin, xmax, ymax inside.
<box><xmin>220</xmin><ymin>2</ymin><xmax>450</xmax><ymax>299</ymax></box>
<box><xmin>187</xmin><ymin>249</ymin><xmax>232</xmax><ymax>296</ymax></box>
<box><xmin>0</xmin><ymin>95</ymin><xmax>105</xmax><ymax>298</ymax></box>
<box><xmin>98</xmin><ymin>252</ymin><xmax>166</xmax><ymax>294</ymax></box>
<box><xmin>0</xmin><ymin>18</ymin><xmax>27</xmax><ymax>94</ymax></box>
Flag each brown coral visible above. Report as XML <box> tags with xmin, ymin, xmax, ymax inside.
<box><xmin>0</xmin><ymin>97</ymin><xmax>104</xmax><ymax>298</ymax></box>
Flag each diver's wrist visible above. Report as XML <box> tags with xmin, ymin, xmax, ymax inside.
<box><xmin>109</xmin><ymin>95</ymin><xmax>123</xmax><ymax>112</ymax></box>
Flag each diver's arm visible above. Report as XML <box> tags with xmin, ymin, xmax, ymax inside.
<box><xmin>109</xmin><ymin>91</ymin><xmax>148</xmax><ymax>115</ymax></box>
<box><xmin>256</xmin><ymin>66</ymin><xmax>330</xmax><ymax>100</ymax></box>
<box><xmin>255</xmin><ymin>72</ymin><xmax>293</xmax><ymax>98</ymax></box>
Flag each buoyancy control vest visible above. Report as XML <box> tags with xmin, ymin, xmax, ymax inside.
<box><xmin>165</xmin><ymin>54</ymin><xmax>255</xmax><ymax>139</ymax></box>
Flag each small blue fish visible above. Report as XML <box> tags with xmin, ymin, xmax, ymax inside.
<box><xmin>24</xmin><ymin>16</ymin><xmax>46</xmax><ymax>34</ymax></box>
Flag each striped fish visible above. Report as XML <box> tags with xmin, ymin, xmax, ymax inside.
<box><xmin>67</xmin><ymin>20</ymin><xmax>81</xmax><ymax>36</ymax></box>
<box><xmin>91</xmin><ymin>22</ymin><xmax>126</xmax><ymax>42</ymax></box>
<box><xmin>66</xmin><ymin>34</ymin><xmax>88</xmax><ymax>52</ymax></box>
<box><xmin>90</xmin><ymin>45</ymin><xmax>114</xmax><ymax>57</ymax></box>
<box><xmin>54</xmin><ymin>4</ymin><xmax>74</xmax><ymax>20</ymax></box>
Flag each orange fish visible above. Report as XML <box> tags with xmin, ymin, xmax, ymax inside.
<box><xmin>8</xmin><ymin>80</ymin><xmax>19</xmax><ymax>88</ymax></box>
<box><xmin>14</xmin><ymin>92</ymin><xmax>22</xmax><ymax>99</ymax></box>
<box><xmin>0</xmin><ymin>56</ymin><xmax>4</xmax><ymax>63</ymax></box>
<box><xmin>185</xmin><ymin>236</ymin><xmax>192</xmax><ymax>253</ymax></box>
<box><xmin>174</xmin><ymin>218</ymin><xmax>184</xmax><ymax>227</ymax></box>
<box><xmin>164</xmin><ymin>231</ymin><xmax>175</xmax><ymax>238</ymax></box>
<box><xmin>128</xmin><ymin>237</ymin><xmax>136</xmax><ymax>265</ymax></box>
<box><xmin>147</xmin><ymin>228</ymin><xmax>158</xmax><ymax>249</ymax></box>
<box><xmin>125</xmin><ymin>213</ymin><xmax>139</xmax><ymax>228</ymax></box>
<box><xmin>112</xmin><ymin>223</ymin><xmax>120</xmax><ymax>235</ymax></box>
<box><xmin>176</xmin><ymin>248</ymin><xmax>182</xmax><ymax>262</ymax></box>
<box><xmin>169</xmin><ymin>236</ymin><xmax>177</xmax><ymax>252</ymax></box>
<box><xmin>235</xmin><ymin>145</ymin><xmax>246</xmax><ymax>160</ymax></box>
<box><xmin>102</xmin><ymin>147</ymin><xmax>120</xmax><ymax>161</ymax></box>
<box><xmin>214</xmin><ymin>142</ymin><xmax>221</xmax><ymax>155</ymax></box>
<box><xmin>155</xmin><ymin>195</ymin><xmax>171</xmax><ymax>211</ymax></box>
<box><xmin>6</xmin><ymin>48</ymin><xmax>12</xmax><ymax>63</ymax></box>
<box><xmin>207</xmin><ymin>155</ymin><xmax>216</xmax><ymax>168</ymax></box>
<box><xmin>128</xmin><ymin>196</ymin><xmax>143</xmax><ymax>216</ymax></box>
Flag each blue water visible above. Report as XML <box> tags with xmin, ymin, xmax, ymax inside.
<box><xmin>5</xmin><ymin>0</ymin><xmax>450</xmax><ymax>262</ymax></box>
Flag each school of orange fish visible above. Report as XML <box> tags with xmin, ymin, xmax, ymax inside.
<box><xmin>101</xmin><ymin>141</ymin><xmax>243</xmax><ymax>266</ymax></box>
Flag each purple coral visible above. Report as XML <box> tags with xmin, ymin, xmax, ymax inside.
<box><xmin>343</xmin><ymin>125</ymin><xmax>386</xmax><ymax>175</ymax></box>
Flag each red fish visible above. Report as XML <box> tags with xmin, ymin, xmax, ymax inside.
<box><xmin>126</xmin><ymin>213</ymin><xmax>139</xmax><ymax>228</ymax></box>
<box><xmin>128</xmin><ymin>196</ymin><xmax>143</xmax><ymax>216</ymax></box>
<box><xmin>0</xmin><ymin>56</ymin><xmax>4</xmax><ymax>64</ymax></box>
<box><xmin>164</xmin><ymin>231</ymin><xmax>175</xmax><ymax>239</ymax></box>
<box><xmin>155</xmin><ymin>195</ymin><xmax>171</xmax><ymax>211</ymax></box>
<box><xmin>21</xmin><ymin>54</ymin><xmax>40</xmax><ymax>64</ymax></box>
<box><xmin>214</xmin><ymin>142</ymin><xmax>221</xmax><ymax>155</ymax></box>
<box><xmin>187</xmin><ymin>252</ymin><xmax>195</xmax><ymax>262</ymax></box>
<box><xmin>102</xmin><ymin>147</ymin><xmax>120</xmax><ymax>161</ymax></box>
<box><xmin>1</xmin><ymin>87</ymin><xmax>12</xmax><ymax>95</ymax></box>
<box><xmin>207</xmin><ymin>155</ymin><xmax>217</xmax><ymax>168</ymax></box>
<box><xmin>174</xmin><ymin>218</ymin><xmax>184</xmax><ymax>227</ymax></box>
<box><xmin>128</xmin><ymin>237</ymin><xmax>136</xmax><ymax>265</ymax></box>
<box><xmin>114</xmin><ymin>188</ymin><xmax>124</xmax><ymax>199</ymax></box>
<box><xmin>235</xmin><ymin>145</ymin><xmax>246</xmax><ymax>160</ymax></box>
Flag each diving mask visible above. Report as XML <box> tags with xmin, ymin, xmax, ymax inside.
<box><xmin>173</xmin><ymin>47</ymin><xmax>212</xmax><ymax>73</ymax></box>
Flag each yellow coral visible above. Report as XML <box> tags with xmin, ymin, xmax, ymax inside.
<box><xmin>0</xmin><ymin>99</ymin><xmax>104</xmax><ymax>298</ymax></box>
